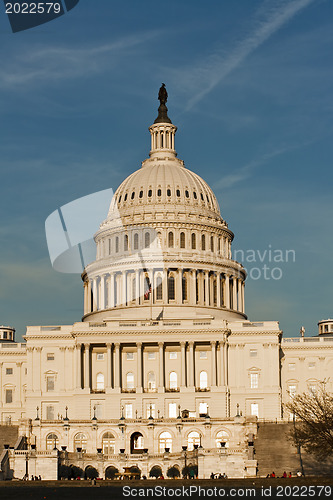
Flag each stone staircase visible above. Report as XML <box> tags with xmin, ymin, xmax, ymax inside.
<box><xmin>0</xmin><ymin>425</ymin><xmax>19</xmax><ymax>453</ymax></box>
<box><xmin>255</xmin><ymin>423</ymin><xmax>333</xmax><ymax>477</ymax></box>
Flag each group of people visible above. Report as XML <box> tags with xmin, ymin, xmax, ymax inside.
<box><xmin>210</xmin><ymin>472</ymin><xmax>228</xmax><ymax>479</ymax></box>
<box><xmin>22</xmin><ymin>474</ymin><xmax>42</xmax><ymax>481</ymax></box>
<box><xmin>267</xmin><ymin>471</ymin><xmax>304</xmax><ymax>478</ymax></box>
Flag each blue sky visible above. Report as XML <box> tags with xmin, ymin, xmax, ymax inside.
<box><xmin>0</xmin><ymin>0</ymin><xmax>332</xmax><ymax>341</ymax></box>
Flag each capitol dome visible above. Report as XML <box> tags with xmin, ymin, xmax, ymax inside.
<box><xmin>82</xmin><ymin>86</ymin><xmax>246</xmax><ymax>323</ymax></box>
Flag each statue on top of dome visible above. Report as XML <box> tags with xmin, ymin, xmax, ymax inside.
<box><xmin>154</xmin><ymin>83</ymin><xmax>172</xmax><ymax>124</ymax></box>
<box><xmin>158</xmin><ymin>83</ymin><xmax>168</xmax><ymax>105</ymax></box>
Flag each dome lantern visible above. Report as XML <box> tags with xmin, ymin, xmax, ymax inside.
<box><xmin>148</xmin><ymin>84</ymin><xmax>177</xmax><ymax>161</ymax></box>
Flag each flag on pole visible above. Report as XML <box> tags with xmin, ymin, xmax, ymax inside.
<box><xmin>144</xmin><ymin>277</ymin><xmax>152</xmax><ymax>300</ymax></box>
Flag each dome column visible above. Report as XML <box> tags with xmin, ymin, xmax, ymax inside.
<box><xmin>190</xmin><ymin>270</ymin><xmax>196</xmax><ymax>305</ymax></box>
<box><xmin>87</xmin><ymin>280</ymin><xmax>92</xmax><ymax>313</ymax></box>
<box><xmin>163</xmin><ymin>269</ymin><xmax>168</xmax><ymax>304</ymax></box>
<box><xmin>224</xmin><ymin>274</ymin><xmax>230</xmax><ymax>309</ymax></box>
<box><xmin>135</xmin><ymin>270</ymin><xmax>140</xmax><ymax>305</ymax></box>
<box><xmin>204</xmin><ymin>272</ymin><xmax>209</xmax><ymax>306</ymax></box>
<box><xmin>232</xmin><ymin>276</ymin><xmax>238</xmax><ymax>311</ymax></box>
<box><xmin>92</xmin><ymin>277</ymin><xmax>98</xmax><ymax>311</ymax></box>
<box><xmin>122</xmin><ymin>272</ymin><xmax>127</xmax><ymax>306</ymax></box>
<box><xmin>242</xmin><ymin>281</ymin><xmax>245</xmax><ymax>313</ymax></box>
<box><xmin>216</xmin><ymin>273</ymin><xmax>221</xmax><ymax>308</ymax></box>
<box><xmin>108</xmin><ymin>273</ymin><xmax>115</xmax><ymax>308</ymax></box>
<box><xmin>176</xmin><ymin>269</ymin><xmax>182</xmax><ymax>304</ymax></box>
<box><xmin>100</xmin><ymin>274</ymin><xmax>106</xmax><ymax>310</ymax></box>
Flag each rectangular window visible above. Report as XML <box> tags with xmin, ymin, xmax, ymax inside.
<box><xmin>168</xmin><ymin>403</ymin><xmax>177</xmax><ymax>418</ymax></box>
<box><xmin>289</xmin><ymin>385</ymin><xmax>296</xmax><ymax>397</ymax></box>
<box><xmin>97</xmin><ymin>353</ymin><xmax>104</xmax><ymax>360</ymax></box>
<box><xmin>148</xmin><ymin>352</ymin><xmax>156</xmax><ymax>360</ymax></box>
<box><xmin>126</xmin><ymin>352</ymin><xmax>134</xmax><ymax>360</ymax></box>
<box><xmin>125</xmin><ymin>403</ymin><xmax>133</xmax><ymax>418</ymax></box>
<box><xmin>47</xmin><ymin>353</ymin><xmax>54</xmax><ymax>361</ymax></box>
<box><xmin>251</xmin><ymin>403</ymin><xmax>259</xmax><ymax>417</ymax></box>
<box><xmin>250</xmin><ymin>373</ymin><xmax>259</xmax><ymax>389</ymax></box>
<box><xmin>199</xmin><ymin>402</ymin><xmax>208</xmax><ymax>416</ymax></box>
<box><xmin>288</xmin><ymin>363</ymin><xmax>296</xmax><ymax>371</ymax></box>
<box><xmin>46</xmin><ymin>405</ymin><xmax>54</xmax><ymax>420</ymax></box>
<box><xmin>169</xmin><ymin>352</ymin><xmax>177</xmax><ymax>360</ymax></box>
<box><xmin>250</xmin><ymin>350</ymin><xmax>257</xmax><ymax>357</ymax></box>
<box><xmin>6</xmin><ymin>368</ymin><xmax>13</xmax><ymax>375</ymax></box>
<box><xmin>199</xmin><ymin>351</ymin><xmax>207</xmax><ymax>359</ymax></box>
<box><xmin>5</xmin><ymin>389</ymin><xmax>13</xmax><ymax>404</ymax></box>
<box><xmin>146</xmin><ymin>403</ymin><xmax>155</xmax><ymax>418</ymax></box>
<box><xmin>46</xmin><ymin>376</ymin><xmax>55</xmax><ymax>392</ymax></box>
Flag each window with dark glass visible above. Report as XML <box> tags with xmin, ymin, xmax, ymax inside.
<box><xmin>180</xmin><ymin>232</ymin><xmax>185</xmax><ymax>248</ymax></box>
<box><xmin>124</xmin><ymin>193</ymin><xmax>128</xmax><ymax>201</ymax></box>
<box><xmin>131</xmin><ymin>191</ymin><xmax>135</xmax><ymax>199</ymax></box>
<box><xmin>157</xmin><ymin>189</ymin><xmax>162</xmax><ymax>197</ymax></box>
<box><xmin>168</xmin><ymin>275</ymin><xmax>175</xmax><ymax>301</ymax></box>
<box><xmin>193</xmin><ymin>191</ymin><xmax>197</xmax><ymax>199</ymax></box>
<box><xmin>168</xmin><ymin>232</ymin><xmax>174</xmax><ymax>248</ymax></box>
<box><xmin>139</xmin><ymin>190</ymin><xmax>143</xmax><ymax>198</ymax></box>
<box><xmin>185</xmin><ymin>190</ymin><xmax>189</xmax><ymax>198</ymax></box>
<box><xmin>148</xmin><ymin>189</ymin><xmax>152</xmax><ymax>197</ymax></box>
<box><xmin>191</xmin><ymin>233</ymin><xmax>196</xmax><ymax>249</ymax></box>
<box><xmin>201</xmin><ymin>234</ymin><xmax>206</xmax><ymax>250</ymax></box>
<box><xmin>176</xmin><ymin>189</ymin><xmax>180</xmax><ymax>197</ymax></box>
<box><xmin>134</xmin><ymin>233</ymin><xmax>139</xmax><ymax>250</ymax></box>
<box><xmin>167</xmin><ymin>189</ymin><xmax>171</xmax><ymax>197</ymax></box>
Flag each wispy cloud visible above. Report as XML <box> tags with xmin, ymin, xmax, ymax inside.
<box><xmin>0</xmin><ymin>30</ymin><xmax>161</xmax><ymax>88</ymax></box>
<box><xmin>177</xmin><ymin>0</ymin><xmax>316</xmax><ymax>110</ymax></box>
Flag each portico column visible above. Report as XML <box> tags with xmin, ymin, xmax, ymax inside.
<box><xmin>100</xmin><ymin>274</ymin><xmax>106</xmax><ymax>310</ymax></box>
<box><xmin>84</xmin><ymin>343</ymin><xmax>90</xmax><ymax>390</ymax></box>
<box><xmin>92</xmin><ymin>278</ymin><xmax>98</xmax><ymax>311</ymax></box>
<box><xmin>188</xmin><ymin>342</ymin><xmax>194</xmax><ymax>387</ymax></box>
<box><xmin>76</xmin><ymin>344</ymin><xmax>82</xmax><ymax>389</ymax></box>
<box><xmin>135</xmin><ymin>270</ymin><xmax>140</xmax><ymax>305</ymax></box>
<box><xmin>106</xmin><ymin>343</ymin><xmax>112</xmax><ymax>389</ymax></box>
<box><xmin>216</xmin><ymin>273</ymin><xmax>221</xmax><ymax>307</ymax></box>
<box><xmin>177</xmin><ymin>269</ymin><xmax>182</xmax><ymax>304</ymax></box>
<box><xmin>137</xmin><ymin>343</ymin><xmax>142</xmax><ymax>391</ymax></box>
<box><xmin>211</xmin><ymin>341</ymin><xmax>217</xmax><ymax>387</ymax></box>
<box><xmin>232</xmin><ymin>277</ymin><xmax>237</xmax><ymax>310</ymax></box>
<box><xmin>109</xmin><ymin>273</ymin><xmax>115</xmax><ymax>308</ymax></box>
<box><xmin>180</xmin><ymin>342</ymin><xmax>186</xmax><ymax>387</ymax></box>
<box><xmin>158</xmin><ymin>342</ymin><xmax>164</xmax><ymax>390</ymax></box>
<box><xmin>114</xmin><ymin>343</ymin><xmax>120</xmax><ymax>389</ymax></box>
<box><xmin>224</xmin><ymin>274</ymin><xmax>230</xmax><ymax>308</ymax></box>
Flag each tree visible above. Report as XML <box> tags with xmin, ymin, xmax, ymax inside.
<box><xmin>85</xmin><ymin>465</ymin><xmax>99</xmax><ymax>479</ymax></box>
<box><xmin>149</xmin><ymin>465</ymin><xmax>162</xmax><ymax>478</ymax></box>
<box><xmin>167</xmin><ymin>466</ymin><xmax>180</xmax><ymax>479</ymax></box>
<box><xmin>285</xmin><ymin>382</ymin><xmax>333</xmax><ymax>460</ymax></box>
<box><xmin>105</xmin><ymin>466</ymin><xmax>119</xmax><ymax>479</ymax></box>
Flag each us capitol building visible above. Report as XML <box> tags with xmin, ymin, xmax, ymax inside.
<box><xmin>0</xmin><ymin>87</ymin><xmax>333</xmax><ymax>480</ymax></box>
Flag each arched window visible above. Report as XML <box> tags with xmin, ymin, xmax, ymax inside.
<box><xmin>210</xmin><ymin>236</ymin><xmax>214</xmax><ymax>252</ymax></box>
<box><xmin>96</xmin><ymin>373</ymin><xmax>104</xmax><ymax>391</ymax></box>
<box><xmin>185</xmin><ymin>190</ymin><xmax>189</xmax><ymax>198</ymax></box>
<box><xmin>157</xmin><ymin>188</ymin><xmax>162</xmax><ymax>197</ymax></box>
<box><xmin>180</xmin><ymin>232</ymin><xmax>185</xmax><ymax>248</ymax></box>
<box><xmin>159</xmin><ymin>431</ymin><xmax>172</xmax><ymax>452</ymax></box>
<box><xmin>126</xmin><ymin>372</ymin><xmax>134</xmax><ymax>389</ymax></box>
<box><xmin>148</xmin><ymin>371</ymin><xmax>156</xmax><ymax>391</ymax></box>
<box><xmin>148</xmin><ymin>189</ymin><xmax>152</xmax><ymax>197</ymax></box>
<box><xmin>102</xmin><ymin>432</ymin><xmax>115</xmax><ymax>454</ymax></box>
<box><xmin>167</xmin><ymin>188</ymin><xmax>171</xmax><ymax>197</ymax></box>
<box><xmin>156</xmin><ymin>275</ymin><xmax>162</xmax><ymax>300</ymax></box>
<box><xmin>213</xmin><ymin>277</ymin><xmax>217</xmax><ymax>306</ymax></box>
<box><xmin>139</xmin><ymin>190</ymin><xmax>143</xmax><ymax>198</ymax></box>
<box><xmin>168</xmin><ymin>232</ymin><xmax>174</xmax><ymax>248</ymax></box>
<box><xmin>134</xmin><ymin>233</ymin><xmax>139</xmax><ymax>250</ymax></box>
<box><xmin>193</xmin><ymin>191</ymin><xmax>197</xmax><ymax>200</ymax></box>
<box><xmin>131</xmin><ymin>191</ymin><xmax>135</xmax><ymax>200</ymax></box>
<box><xmin>169</xmin><ymin>371</ymin><xmax>177</xmax><ymax>389</ymax></box>
<box><xmin>176</xmin><ymin>189</ymin><xmax>181</xmax><ymax>197</ymax></box>
<box><xmin>199</xmin><ymin>371</ymin><xmax>208</xmax><ymax>389</ymax></box>
<box><xmin>215</xmin><ymin>431</ymin><xmax>229</xmax><ymax>448</ymax></box>
<box><xmin>124</xmin><ymin>193</ymin><xmax>128</xmax><ymax>201</ymax></box>
<box><xmin>168</xmin><ymin>275</ymin><xmax>175</xmax><ymax>301</ymax></box>
<box><xmin>115</xmin><ymin>237</ymin><xmax>119</xmax><ymax>253</ymax></box>
<box><xmin>46</xmin><ymin>433</ymin><xmax>59</xmax><ymax>450</ymax></box>
<box><xmin>201</xmin><ymin>235</ymin><xmax>206</xmax><ymax>250</ymax></box>
<box><xmin>124</xmin><ymin>234</ymin><xmax>128</xmax><ymax>251</ymax></box>
<box><xmin>145</xmin><ymin>232</ymin><xmax>150</xmax><ymax>248</ymax></box>
<box><xmin>188</xmin><ymin>431</ymin><xmax>201</xmax><ymax>451</ymax></box>
<box><xmin>74</xmin><ymin>433</ymin><xmax>87</xmax><ymax>452</ymax></box>
<box><xmin>131</xmin><ymin>432</ymin><xmax>144</xmax><ymax>453</ymax></box>
<box><xmin>191</xmin><ymin>233</ymin><xmax>196</xmax><ymax>249</ymax></box>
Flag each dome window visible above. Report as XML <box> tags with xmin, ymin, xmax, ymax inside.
<box><xmin>131</xmin><ymin>191</ymin><xmax>135</xmax><ymax>200</ymax></box>
<box><xmin>191</xmin><ymin>233</ymin><xmax>196</xmax><ymax>249</ymax></box>
<box><xmin>118</xmin><ymin>195</ymin><xmax>122</xmax><ymax>203</ymax></box>
<box><xmin>148</xmin><ymin>189</ymin><xmax>152</xmax><ymax>197</ymax></box>
<box><xmin>185</xmin><ymin>190</ymin><xmax>189</xmax><ymax>198</ymax></box>
<box><xmin>200</xmin><ymin>193</ymin><xmax>204</xmax><ymax>201</ymax></box>
<box><xmin>201</xmin><ymin>234</ymin><xmax>206</xmax><ymax>251</ymax></box>
<box><xmin>168</xmin><ymin>232</ymin><xmax>174</xmax><ymax>248</ymax></box>
<box><xmin>206</xmin><ymin>194</ymin><xmax>210</xmax><ymax>203</ymax></box>
<box><xmin>157</xmin><ymin>189</ymin><xmax>162</xmax><ymax>197</ymax></box>
<box><xmin>134</xmin><ymin>233</ymin><xmax>139</xmax><ymax>250</ymax></box>
<box><xmin>145</xmin><ymin>232</ymin><xmax>150</xmax><ymax>248</ymax></box>
<box><xmin>115</xmin><ymin>237</ymin><xmax>119</xmax><ymax>253</ymax></box>
<box><xmin>124</xmin><ymin>235</ymin><xmax>129</xmax><ymax>251</ymax></box>
<box><xmin>193</xmin><ymin>192</ymin><xmax>197</xmax><ymax>199</ymax></box>
<box><xmin>167</xmin><ymin>189</ymin><xmax>171</xmax><ymax>197</ymax></box>
<box><xmin>176</xmin><ymin>189</ymin><xmax>181</xmax><ymax>197</ymax></box>
<box><xmin>180</xmin><ymin>232</ymin><xmax>186</xmax><ymax>248</ymax></box>
<box><xmin>124</xmin><ymin>193</ymin><xmax>128</xmax><ymax>201</ymax></box>
<box><xmin>210</xmin><ymin>236</ymin><xmax>214</xmax><ymax>252</ymax></box>
<box><xmin>139</xmin><ymin>190</ymin><xmax>143</xmax><ymax>198</ymax></box>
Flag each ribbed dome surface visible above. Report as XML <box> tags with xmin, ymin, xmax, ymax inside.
<box><xmin>107</xmin><ymin>159</ymin><xmax>222</xmax><ymax>220</ymax></box>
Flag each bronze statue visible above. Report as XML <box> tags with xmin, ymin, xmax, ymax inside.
<box><xmin>154</xmin><ymin>83</ymin><xmax>172</xmax><ymax>124</ymax></box>
<box><xmin>158</xmin><ymin>83</ymin><xmax>168</xmax><ymax>105</ymax></box>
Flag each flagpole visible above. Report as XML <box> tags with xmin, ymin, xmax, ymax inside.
<box><xmin>150</xmin><ymin>273</ymin><xmax>153</xmax><ymax>322</ymax></box>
